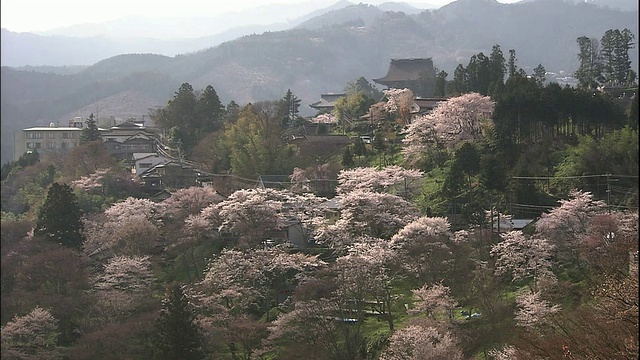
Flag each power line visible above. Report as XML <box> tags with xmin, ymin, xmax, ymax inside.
<box><xmin>512</xmin><ymin>174</ymin><xmax>638</xmax><ymax>180</ymax></box>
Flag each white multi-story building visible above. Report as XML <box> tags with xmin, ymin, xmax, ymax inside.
<box><xmin>13</xmin><ymin>119</ymin><xmax>84</xmax><ymax>161</ymax></box>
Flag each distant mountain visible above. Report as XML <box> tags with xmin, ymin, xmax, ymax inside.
<box><xmin>585</xmin><ymin>0</ymin><xmax>638</xmax><ymax>12</ymax></box>
<box><xmin>378</xmin><ymin>2</ymin><xmax>426</xmax><ymax>14</ymax></box>
<box><xmin>1</xmin><ymin>0</ymin><xmax>637</xmax><ymax>164</ymax></box>
<box><xmin>296</xmin><ymin>4</ymin><xmax>384</xmax><ymax>29</ymax></box>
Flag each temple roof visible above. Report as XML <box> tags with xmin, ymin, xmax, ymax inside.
<box><xmin>309</xmin><ymin>93</ymin><xmax>346</xmax><ymax>109</ymax></box>
<box><xmin>373</xmin><ymin>58</ymin><xmax>435</xmax><ymax>84</ymax></box>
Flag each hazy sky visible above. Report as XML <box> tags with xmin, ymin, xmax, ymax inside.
<box><xmin>1</xmin><ymin>0</ymin><xmax>521</xmax><ymax>33</ymax></box>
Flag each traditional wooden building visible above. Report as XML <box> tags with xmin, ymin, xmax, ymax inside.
<box><xmin>309</xmin><ymin>93</ymin><xmax>346</xmax><ymax>113</ymax></box>
<box><xmin>373</xmin><ymin>58</ymin><xmax>436</xmax><ymax>97</ymax></box>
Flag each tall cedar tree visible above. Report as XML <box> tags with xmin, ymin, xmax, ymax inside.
<box><xmin>34</xmin><ymin>182</ymin><xmax>84</xmax><ymax>248</ymax></box>
<box><xmin>282</xmin><ymin>89</ymin><xmax>301</xmax><ymax>126</ymax></box>
<box><xmin>152</xmin><ymin>285</ymin><xmax>205</xmax><ymax>360</ymax></box>
<box><xmin>80</xmin><ymin>113</ymin><xmax>101</xmax><ymax>144</ymax></box>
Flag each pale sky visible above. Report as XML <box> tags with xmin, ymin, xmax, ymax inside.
<box><xmin>1</xmin><ymin>0</ymin><xmax>521</xmax><ymax>33</ymax></box>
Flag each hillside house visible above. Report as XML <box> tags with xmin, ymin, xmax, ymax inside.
<box><xmin>132</xmin><ymin>152</ymin><xmax>174</xmax><ymax>175</ymax></box>
<box><xmin>373</xmin><ymin>58</ymin><xmax>436</xmax><ymax>97</ymax></box>
<box><xmin>101</xmin><ymin>121</ymin><xmax>157</xmax><ymax>162</ymax></box>
<box><xmin>139</xmin><ymin>160</ymin><xmax>201</xmax><ymax>191</ymax></box>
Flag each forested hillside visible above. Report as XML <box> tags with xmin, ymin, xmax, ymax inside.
<box><xmin>1</xmin><ymin>32</ymin><xmax>638</xmax><ymax>358</ymax></box>
<box><xmin>1</xmin><ymin>0</ymin><xmax>637</xmax><ymax>164</ymax></box>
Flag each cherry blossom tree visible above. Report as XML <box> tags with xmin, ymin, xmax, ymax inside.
<box><xmin>71</xmin><ymin>168</ymin><xmax>110</xmax><ymax>193</ymax></box>
<box><xmin>535</xmin><ymin>190</ymin><xmax>607</xmax><ymax>265</ymax></box>
<box><xmin>390</xmin><ymin>216</ymin><xmax>453</xmax><ymax>283</ymax></box>
<box><xmin>83</xmin><ymin>213</ymin><xmax>162</xmax><ymax>257</ymax></box>
<box><xmin>490</xmin><ymin>231</ymin><xmax>555</xmax><ymax>291</ymax></box>
<box><xmin>325</xmin><ymin>190</ymin><xmax>420</xmax><ymax>241</ymax></box>
<box><xmin>199</xmin><ymin>248</ymin><xmax>325</xmax><ymax>318</ymax></box>
<box><xmin>336</xmin><ymin>166</ymin><xmax>424</xmax><ymax>198</ymax></box>
<box><xmin>104</xmin><ymin>197</ymin><xmax>166</xmax><ymax>225</ymax></box>
<box><xmin>410</xmin><ymin>282</ymin><xmax>458</xmax><ymax>320</ymax></box>
<box><xmin>383</xmin><ymin>88</ymin><xmax>414</xmax><ymax>125</ymax></box>
<box><xmin>513</xmin><ymin>290</ymin><xmax>561</xmax><ymax>328</ymax></box>
<box><xmin>381</xmin><ymin>322</ymin><xmax>464</xmax><ymax>360</ymax></box>
<box><xmin>93</xmin><ymin>255</ymin><xmax>156</xmax><ymax>320</ymax></box>
<box><xmin>264</xmin><ymin>299</ymin><xmax>361</xmax><ymax>360</ymax></box>
<box><xmin>309</xmin><ymin>113</ymin><xmax>338</xmax><ymax>124</ymax></box>
<box><xmin>402</xmin><ymin>92</ymin><xmax>494</xmax><ymax>161</ymax></box>
<box><xmin>334</xmin><ymin>237</ymin><xmax>400</xmax><ymax>329</ymax></box>
<box><xmin>579</xmin><ymin>211</ymin><xmax>638</xmax><ymax>276</ymax></box>
<box><xmin>1</xmin><ymin>306</ymin><xmax>60</xmax><ymax>359</ymax></box>
<box><xmin>161</xmin><ymin>186</ymin><xmax>225</xmax><ymax>222</ymax></box>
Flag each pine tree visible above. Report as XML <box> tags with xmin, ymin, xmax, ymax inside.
<box><xmin>434</xmin><ymin>70</ymin><xmax>448</xmax><ymax>97</ymax></box>
<box><xmin>282</xmin><ymin>89</ymin><xmax>301</xmax><ymax>126</ymax></box>
<box><xmin>80</xmin><ymin>113</ymin><xmax>101</xmax><ymax>144</ymax></box>
<box><xmin>34</xmin><ymin>182</ymin><xmax>84</xmax><ymax>248</ymax></box>
<box><xmin>152</xmin><ymin>285</ymin><xmax>205</xmax><ymax>360</ymax></box>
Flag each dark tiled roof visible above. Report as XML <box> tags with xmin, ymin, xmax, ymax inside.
<box><xmin>373</xmin><ymin>58</ymin><xmax>435</xmax><ymax>84</ymax></box>
<box><xmin>414</xmin><ymin>97</ymin><xmax>449</xmax><ymax>112</ymax></box>
<box><xmin>310</xmin><ymin>93</ymin><xmax>346</xmax><ymax>109</ymax></box>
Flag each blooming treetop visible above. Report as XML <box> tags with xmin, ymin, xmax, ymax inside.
<box><xmin>70</xmin><ymin>168</ymin><xmax>110</xmax><ymax>192</ymax></box>
<box><xmin>332</xmin><ymin>190</ymin><xmax>420</xmax><ymax>240</ymax></box>
<box><xmin>1</xmin><ymin>307</ymin><xmax>59</xmax><ymax>357</ymax></box>
<box><xmin>410</xmin><ymin>283</ymin><xmax>458</xmax><ymax>318</ymax></box>
<box><xmin>402</xmin><ymin>92</ymin><xmax>494</xmax><ymax>159</ymax></box>
<box><xmin>200</xmin><ymin>248</ymin><xmax>325</xmax><ymax>313</ymax></box>
<box><xmin>390</xmin><ymin>216</ymin><xmax>451</xmax><ymax>245</ymax></box>
<box><xmin>383</xmin><ymin>88</ymin><xmax>414</xmax><ymax>124</ymax></box>
<box><xmin>535</xmin><ymin>190</ymin><xmax>607</xmax><ymax>242</ymax></box>
<box><xmin>490</xmin><ymin>230</ymin><xmax>555</xmax><ymax>285</ymax></box>
<box><xmin>162</xmin><ymin>186</ymin><xmax>225</xmax><ymax>220</ymax></box>
<box><xmin>309</xmin><ymin>113</ymin><xmax>338</xmax><ymax>124</ymax></box>
<box><xmin>381</xmin><ymin>323</ymin><xmax>464</xmax><ymax>360</ymax></box>
<box><xmin>390</xmin><ymin>216</ymin><xmax>453</xmax><ymax>282</ymax></box>
<box><xmin>104</xmin><ymin>196</ymin><xmax>166</xmax><ymax>224</ymax></box>
<box><xmin>514</xmin><ymin>290</ymin><xmax>561</xmax><ymax>328</ymax></box>
<box><xmin>336</xmin><ymin>165</ymin><xmax>424</xmax><ymax>196</ymax></box>
<box><xmin>94</xmin><ymin>255</ymin><xmax>155</xmax><ymax>293</ymax></box>
<box><xmin>185</xmin><ymin>188</ymin><xmax>326</xmax><ymax>246</ymax></box>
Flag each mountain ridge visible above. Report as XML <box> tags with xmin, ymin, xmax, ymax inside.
<box><xmin>1</xmin><ymin>0</ymin><xmax>638</xmax><ymax>165</ymax></box>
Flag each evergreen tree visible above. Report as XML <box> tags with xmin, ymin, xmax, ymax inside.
<box><xmin>489</xmin><ymin>44</ymin><xmax>507</xmax><ymax>90</ymax></box>
<box><xmin>282</xmin><ymin>89</ymin><xmax>301</xmax><ymax>127</ymax></box>
<box><xmin>434</xmin><ymin>70</ymin><xmax>448</xmax><ymax>97</ymax></box>
<box><xmin>80</xmin><ymin>113</ymin><xmax>101</xmax><ymax>144</ymax></box>
<box><xmin>452</xmin><ymin>64</ymin><xmax>468</xmax><ymax>95</ymax></box>
<box><xmin>466</xmin><ymin>52</ymin><xmax>492</xmax><ymax>95</ymax></box>
<box><xmin>575</xmin><ymin>36</ymin><xmax>603</xmax><ymax>90</ymax></box>
<box><xmin>508</xmin><ymin>49</ymin><xmax>518</xmax><ymax>78</ymax></box>
<box><xmin>152</xmin><ymin>285</ymin><xmax>205</xmax><ymax>360</ymax></box>
<box><xmin>225</xmin><ymin>100</ymin><xmax>241</xmax><ymax>123</ymax></box>
<box><xmin>34</xmin><ymin>182</ymin><xmax>84</xmax><ymax>248</ymax></box>
<box><xmin>615</xmin><ymin>29</ymin><xmax>635</xmax><ymax>85</ymax></box>
<box><xmin>196</xmin><ymin>85</ymin><xmax>224</xmax><ymax>133</ymax></box>
<box><xmin>532</xmin><ymin>64</ymin><xmax>547</xmax><ymax>86</ymax></box>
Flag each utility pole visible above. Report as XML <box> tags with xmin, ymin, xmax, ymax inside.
<box><xmin>606</xmin><ymin>174</ymin><xmax>619</xmax><ymax>214</ymax></box>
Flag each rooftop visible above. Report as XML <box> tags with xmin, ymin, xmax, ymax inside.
<box><xmin>373</xmin><ymin>58</ymin><xmax>435</xmax><ymax>84</ymax></box>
